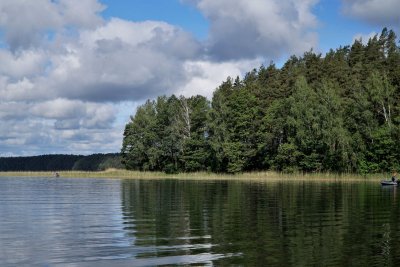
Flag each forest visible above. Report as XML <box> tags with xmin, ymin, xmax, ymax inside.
<box><xmin>0</xmin><ymin>153</ymin><xmax>123</xmax><ymax>171</ymax></box>
<box><xmin>121</xmin><ymin>28</ymin><xmax>400</xmax><ymax>174</ymax></box>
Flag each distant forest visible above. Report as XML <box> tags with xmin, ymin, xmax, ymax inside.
<box><xmin>0</xmin><ymin>153</ymin><xmax>123</xmax><ymax>172</ymax></box>
<box><xmin>122</xmin><ymin>28</ymin><xmax>400</xmax><ymax>174</ymax></box>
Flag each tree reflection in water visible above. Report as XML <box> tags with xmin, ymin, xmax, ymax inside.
<box><xmin>120</xmin><ymin>179</ymin><xmax>400</xmax><ymax>266</ymax></box>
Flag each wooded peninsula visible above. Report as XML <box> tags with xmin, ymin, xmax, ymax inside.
<box><xmin>1</xmin><ymin>29</ymin><xmax>399</xmax><ymax>176</ymax></box>
<box><xmin>122</xmin><ymin>28</ymin><xmax>400</xmax><ymax>174</ymax></box>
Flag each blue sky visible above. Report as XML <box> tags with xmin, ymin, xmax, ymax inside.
<box><xmin>101</xmin><ymin>0</ymin><xmax>209</xmax><ymax>39</ymax></box>
<box><xmin>0</xmin><ymin>0</ymin><xmax>399</xmax><ymax>156</ymax></box>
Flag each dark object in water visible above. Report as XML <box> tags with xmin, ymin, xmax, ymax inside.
<box><xmin>54</xmin><ymin>172</ymin><xmax>60</xmax><ymax>178</ymax></box>
<box><xmin>381</xmin><ymin>180</ymin><xmax>398</xmax><ymax>186</ymax></box>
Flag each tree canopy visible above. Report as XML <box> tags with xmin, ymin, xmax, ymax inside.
<box><xmin>122</xmin><ymin>28</ymin><xmax>400</xmax><ymax>174</ymax></box>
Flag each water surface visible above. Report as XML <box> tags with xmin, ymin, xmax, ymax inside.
<box><xmin>0</xmin><ymin>177</ymin><xmax>399</xmax><ymax>266</ymax></box>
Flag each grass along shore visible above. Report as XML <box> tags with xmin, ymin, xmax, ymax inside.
<box><xmin>0</xmin><ymin>169</ymin><xmax>387</xmax><ymax>182</ymax></box>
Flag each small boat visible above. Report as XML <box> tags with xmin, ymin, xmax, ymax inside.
<box><xmin>381</xmin><ymin>180</ymin><xmax>398</xmax><ymax>186</ymax></box>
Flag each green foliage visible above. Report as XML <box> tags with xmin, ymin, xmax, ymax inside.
<box><xmin>122</xmin><ymin>95</ymin><xmax>211</xmax><ymax>173</ymax></box>
<box><xmin>97</xmin><ymin>154</ymin><xmax>124</xmax><ymax>170</ymax></box>
<box><xmin>122</xmin><ymin>28</ymin><xmax>400</xmax><ymax>174</ymax></box>
<box><xmin>72</xmin><ymin>153</ymin><xmax>123</xmax><ymax>171</ymax></box>
<box><xmin>274</xmin><ymin>143</ymin><xmax>300</xmax><ymax>173</ymax></box>
<box><xmin>0</xmin><ymin>155</ymin><xmax>83</xmax><ymax>171</ymax></box>
<box><xmin>0</xmin><ymin>154</ymin><xmax>122</xmax><ymax>171</ymax></box>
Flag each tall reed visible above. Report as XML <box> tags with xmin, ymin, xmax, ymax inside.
<box><xmin>0</xmin><ymin>169</ymin><xmax>385</xmax><ymax>182</ymax></box>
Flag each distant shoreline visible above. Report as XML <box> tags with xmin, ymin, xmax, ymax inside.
<box><xmin>0</xmin><ymin>169</ymin><xmax>383</xmax><ymax>182</ymax></box>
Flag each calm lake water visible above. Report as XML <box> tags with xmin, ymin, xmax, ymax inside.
<box><xmin>0</xmin><ymin>177</ymin><xmax>399</xmax><ymax>266</ymax></box>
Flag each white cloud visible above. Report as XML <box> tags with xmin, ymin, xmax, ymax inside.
<box><xmin>31</xmin><ymin>99</ymin><xmax>86</xmax><ymax>119</ymax></box>
<box><xmin>0</xmin><ymin>0</ymin><xmax>105</xmax><ymax>51</ymax></box>
<box><xmin>0</xmin><ymin>50</ymin><xmax>47</xmax><ymax>78</ymax></box>
<box><xmin>3</xmin><ymin>78</ymin><xmax>37</xmax><ymax>101</ymax></box>
<box><xmin>28</xmin><ymin>18</ymin><xmax>203</xmax><ymax>103</ymax></box>
<box><xmin>177</xmin><ymin>59</ymin><xmax>262</xmax><ymax>98</ymax></box>
<box><xmin>58</xmin><ymin>0</ymin><xmax>105</xmax><ymax>28</ymax></box>
<box><xmin>0</xmin><ymin>118</ymin><xmax>122</xmax><ymax>155</ymax></box>
<box><xmin>0</xmin><ymin>18</ymin><xmax>203</xmax><ymax>103</ymax></box>
<box><xmin>342</xmin><ymin>0</ymin><xmax>400</xmax><ymax>26</ymax></box>
<box><xmin>188</xmin><ymin>0</ymin><xmax>319</xmax><ymax>60</ymax></box>
<box><xmin>30</xmin><ymin>99</ymin><xmax>116</xmax><ymax>129</ymax></box>
<box><xmin>0</xmin><ymin>102</ymin><xmax>29</xmax><ymax>120</ymax></box>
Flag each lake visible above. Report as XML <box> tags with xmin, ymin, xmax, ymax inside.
<box><xmin>0</xmin><ymin>177</ymin><xmax>399</xmax><ymax>266</ymax></box>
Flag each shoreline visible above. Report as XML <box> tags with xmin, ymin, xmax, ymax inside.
<box><xmin>0</xmin><ymin>169</ymin><xmax>384</xmax><ymax>182</ymax></box>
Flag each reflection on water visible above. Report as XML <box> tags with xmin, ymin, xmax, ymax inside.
<box><xmin>0</xmin><ymin>177</ymin><xmax>127</xmax><ymax>266</ymax></box>
<box><xmin>1</xmin><ymin>177</ymin><xmax>400</xmax><ymax>266</ymax></box>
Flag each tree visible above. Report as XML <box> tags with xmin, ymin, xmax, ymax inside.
<box><xmin>121</xmin><ymin>99</ymin><xmax>159</xmax><ymax>171</ymax></box>
<box><xmin>181</xmin><ymin>95</ymin><xmax>211</xmax><ymax>172</ymax></box>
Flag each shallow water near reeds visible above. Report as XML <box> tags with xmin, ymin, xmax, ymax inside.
<box><xmin>0</xmin><ymin>176</ymin><xmax>399</xmax><ymax>266</ymax></box>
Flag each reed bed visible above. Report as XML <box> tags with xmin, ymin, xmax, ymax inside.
<box><xmin>0</xmin><ymin>169</ymin><xmax>385</xmax><ymax>183</ymax></box>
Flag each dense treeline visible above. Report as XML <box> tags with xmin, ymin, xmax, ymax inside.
<box><xmin>122</xmin><ymin>28</ymin><xmax>400</xmax><ymax>174</ymax></box>
<box><xmin>0</xmin><ymin>153</ymin><xmax>123</xmax><ymax>171</ymax></box>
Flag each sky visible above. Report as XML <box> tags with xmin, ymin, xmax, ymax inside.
<box><xmin>0</xmin><ymin>0</ymin><xmax>399</xmax><ymax>156</ymax></box>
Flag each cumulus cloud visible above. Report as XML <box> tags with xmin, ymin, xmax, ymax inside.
<box><xmin>0</xmin><ymin>102</ymin><xmax>29</xmax><ymax>120</ymax></box>
<box><xmin>0</xmin><ymin>119</ymin><xmax>122</xmax><ymax>156</ymax></box>
<box><xmin>342</xmin><ymin>0</ymin><xmax>400</xmax><ymax>26</ymax></box>
<box><xmin>30</xmin><ymin>99</ymin><xmax>116</xmax><ymax>129</ymax></box>
<box><xmin>0</xmin><ymin>18</ymin><xmax>203</xmax><ymax>103</ymax></box>
<box><xmin>0</xmin><ymin>0</ymin><xmax>105</xmax><ymax>51</ymax></box>
<box><xmin>186</xmin><ymin>0</ymin><xmax>319</xmax><ymax>60</ymax></box>
<box><xmin>177</xmin><ymin>59</ymin><xmax>263</xmax><ymax>98</ymax></box>
<box><xmin>54</xmin><ymin>19</ymin><xmax>202</xmax><ymax>102</ymax></box>
<box><xmin>0</xmin><ymin>50</ymin><xmax>47</xmax><ymax>79</ymax></box>
<box><xmin>0</xmin><ymin>97</ymin><xmax>118</xmax><ymax>155</ymax></box>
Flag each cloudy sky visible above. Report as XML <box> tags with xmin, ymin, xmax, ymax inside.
<box><xmin>0</xmin><ymin>0</ymin><xmax>399</xmax><ymax>156</ymax></box>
